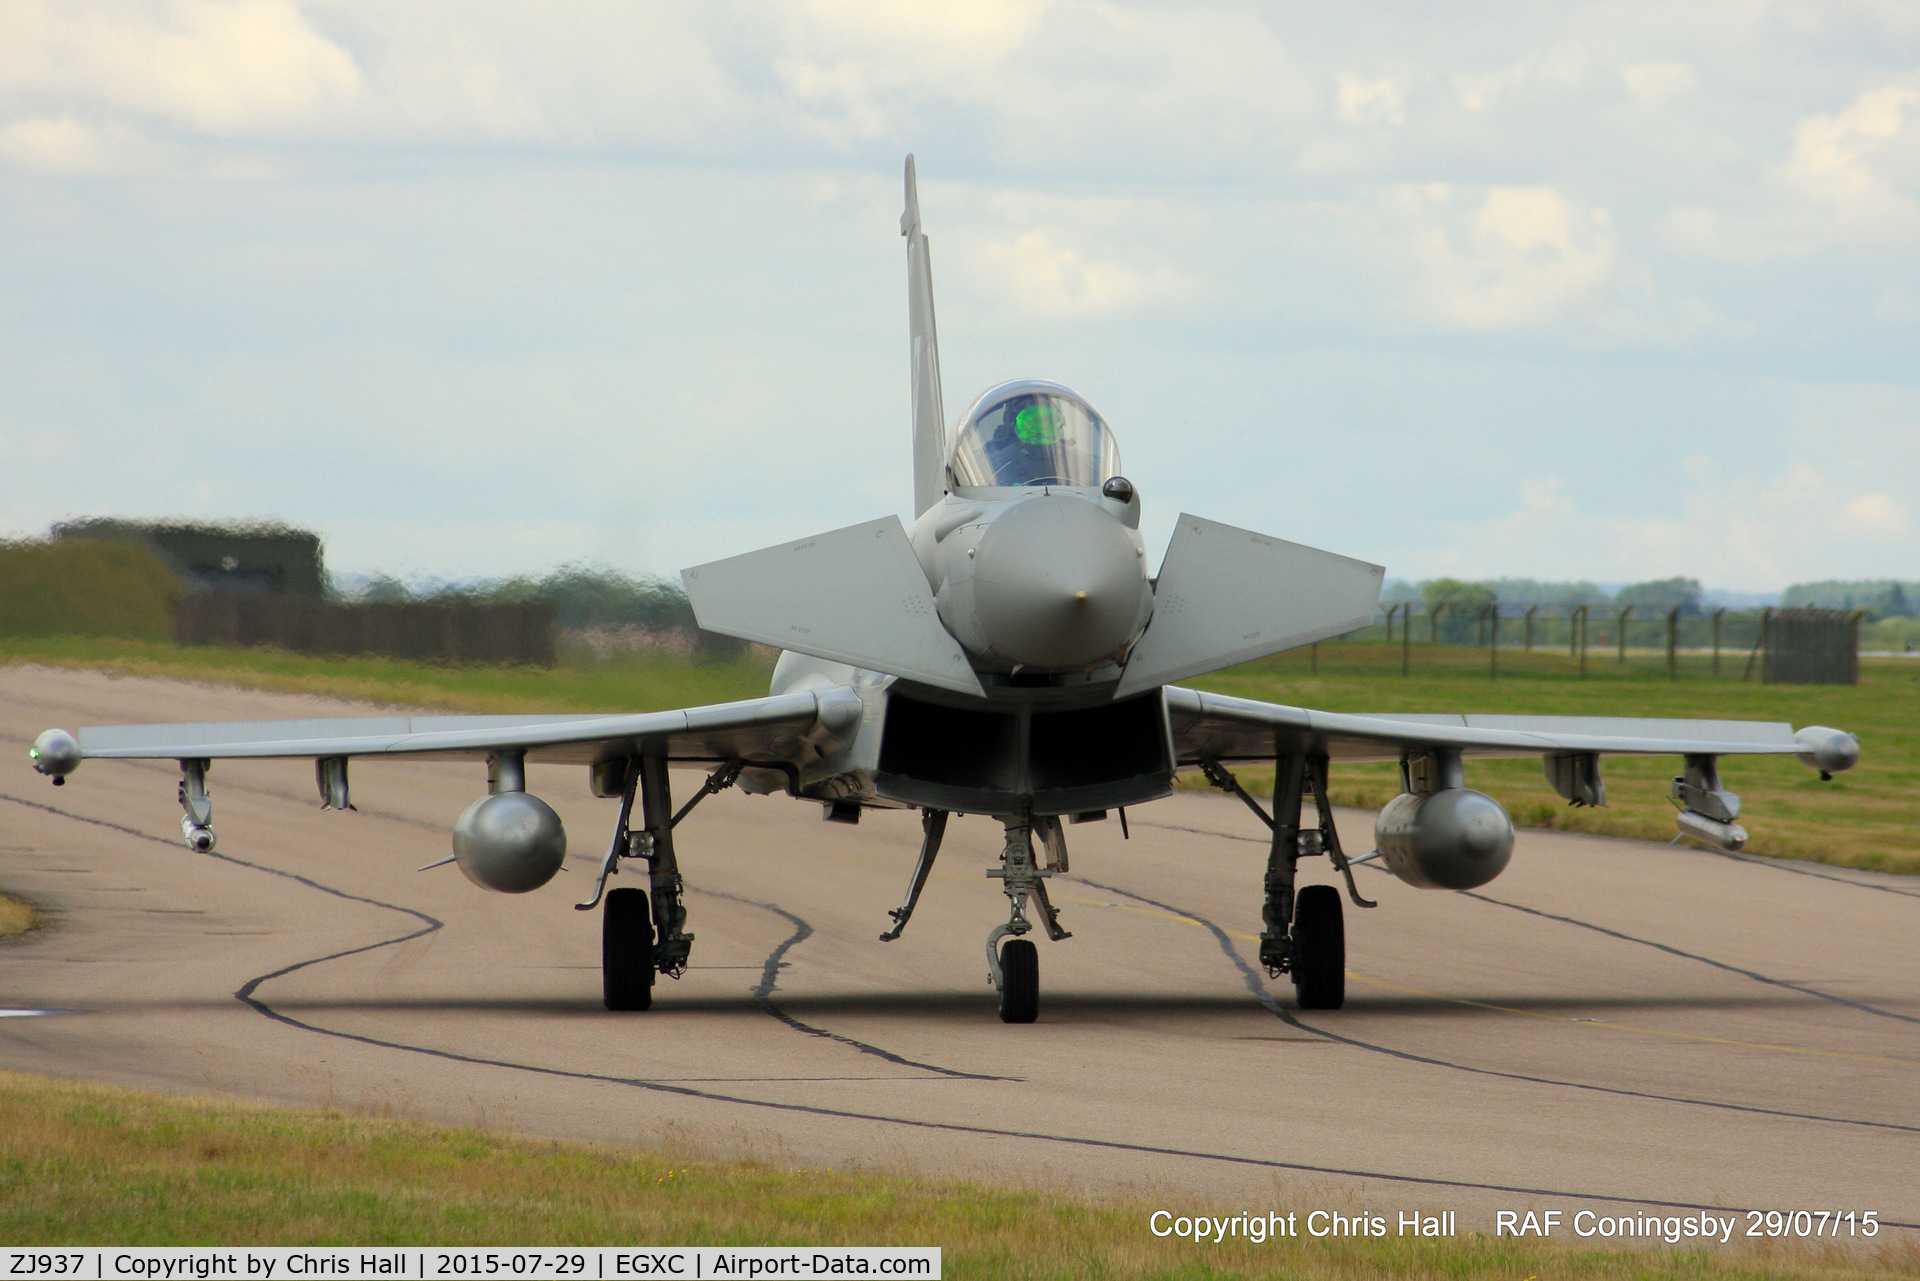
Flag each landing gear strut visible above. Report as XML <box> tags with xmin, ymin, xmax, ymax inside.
<box><xmin>581</xmin><ymin>753</ymin><xmax>741</xmax><ymax>1010</ymax></box>
<box><xmin>986</xmin><ymin>811</ymin><xmax>1069</xmax><ymax>1024</ymax></box>
<box><xmin>879</xmin><ymin>808</ymin><xmax>948</xmax><ymax>941</ymax></box>
<box><xmin>1200</xmin><ymin>750</ymin><xmax>1368</xmax><ymax>1009</ymax></box>
<box><xmin>177</xmin><ymin>758</ymin><xmax>216</xmax><ymax>852</ymax></box>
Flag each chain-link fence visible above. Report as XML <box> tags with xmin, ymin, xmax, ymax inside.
<box><xmin>1337</xmin><ymin>604</ymin><xmax>1861</xmax><ymax>683</ymax></box>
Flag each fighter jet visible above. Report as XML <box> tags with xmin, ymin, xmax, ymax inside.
<box><xmin>29</xmin><ymin>157</ymin><xmax>1861</xmax><ymax>1023</ymax></box>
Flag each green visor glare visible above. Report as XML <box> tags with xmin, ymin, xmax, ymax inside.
<box><xmin>1013</xmin><ymin>402</ymin><xmax>1063</xmax><ymax>445</ymax></box>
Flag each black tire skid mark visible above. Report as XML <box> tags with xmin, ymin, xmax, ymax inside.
<box><xmin>1703</xmin><ymin>846</ymin><xmax>1920</xmax><ymax>900</ymax></box>
<box><xmin>692</xmin><ymin>886</ymin><xmax>1014</xmax><ymax>1083</ymax></box>
<box><xmin>13</xmin><ymin>793</ymin><xmax>1893</xmax><ymax>1222</ymax></box>
<box><xmin>1067</xmin><ymin>873</ymin><xmax>1920</xmax><ymax>1139</ymax></box>
<box><xmin>2</xmin><ymin>789</ymin><xmax>997</xmax><ymax>1081</ymax></box>
<box><xmin>0</xmin><ymin>790</ymin><xmax>444</xmax><ymax>940</ymax></box>
<box><xmin>1450</xmin><ymin>881</ymin><xmax>1920</xmax><ymax>1028</ymax></box>
<box><xmin>1136</xmin><ymin>815</ymin><xmax>1920</xmax><ymax>1027</ymax></box>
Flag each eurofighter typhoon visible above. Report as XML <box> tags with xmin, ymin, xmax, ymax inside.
<box><xmin>30</xmin><ymin>158</ymin><xmax>1861</xmax><ymax>1023</ymax></box>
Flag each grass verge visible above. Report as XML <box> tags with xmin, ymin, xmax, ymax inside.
<box><xmin>0</xmin><ymin>1070</ymin><xmax>1908</xmax><ymax>1279</ymax></box>
<box><xmin>0</xmin><ymin>635</ymin><xmax>770</xmax><ymax>715</ymax></box>
<box><xmin>5</xmin><ymin>635</ymin><xmax>1913</xmax><ymax>876</ymax></box>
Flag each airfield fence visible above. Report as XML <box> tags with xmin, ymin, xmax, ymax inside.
<box><xmin>1326</xmin><ymin>604</ymin><xmax>1862</xmax><ymax>684</ymax></box>
<box><xmin>174</xmin><ymin>593</ymin><xmax>557</xmax><ymax>666</ymax></box>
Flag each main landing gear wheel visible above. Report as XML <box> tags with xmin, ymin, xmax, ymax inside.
<box><xmin>1291</xmin><ymin>884</ymin><xmax>1345</xmax><ymax>1010</ymax></box>
<box><xmin>603</xmin><ymin>886</ymin><xmax>655</xmax><ymax>1011</ymax></box>
<box><xmin>998</xmin><ymin>938</ymin><xmax>1038</xmax><ymax>1024</ymax></box>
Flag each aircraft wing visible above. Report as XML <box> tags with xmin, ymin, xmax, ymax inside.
<box><xmin>1166</xmin><ymin>686</ymin><xmax>1836</xmax><ymax>764</ymax></box>
<box><xmin>70</xmin><ymin>687</ymin><xmax>863</xmax><ymax>768</ymax></box>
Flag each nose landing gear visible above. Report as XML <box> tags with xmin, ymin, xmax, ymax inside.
<box><xmin>986</xmin><ymin>811</ymin><xmax>1069</xmax><ymax>1023</ymax></box>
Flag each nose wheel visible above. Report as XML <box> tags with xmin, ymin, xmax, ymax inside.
<box><xmin>997</xmin><ymin>938</ymin><xmax>1038</xmax><ymax>1023</ymax></box>
<box><xmin>986</xmin><ymin>812</ymin><xmax>1069</xmax><ymax>1023</ymax></box>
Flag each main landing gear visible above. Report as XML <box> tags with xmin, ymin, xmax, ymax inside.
<box><xmin>1200</xmin><ymin>751</ymin><xmax>1371</xmax><ymax>1011</ymax></box>
<box><xmin>581</xmin><ymin>753</ymin><xmax>742</xmax><ymax>1011</ymax></box>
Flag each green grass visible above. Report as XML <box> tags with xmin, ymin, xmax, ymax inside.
<box><xmin>0</xmin><ymin>634</ymin><xmax>771</xmax><ymax>715</ymax></box>
<box><xmin>4</xmin><ymin>635</ymin><xmax>1914</xmax><ymax>876</ymax></box>
<box><xmin>0</xmin><ymin>1070</ymin><xmax>1908</xmax><ymax>1279</ymax></box>
<box><xmin>1184</xmin><ymin>643</ymin><xmax>1919</xmax><ymax>876</ymax></box>
<box><xmin>0</xmin><ymin>540</ymin><xmax>182</xmax><ymax>640</ymax></box>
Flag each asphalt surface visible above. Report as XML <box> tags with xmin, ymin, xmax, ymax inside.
<box><xmin>2</xmin><ymin>667</ymin><xmax>1916</xmax><ymax>1239</ymax></box>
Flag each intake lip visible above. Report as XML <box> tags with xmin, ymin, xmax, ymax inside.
<box><xmin>968</xmin><ymin>494</ymin><xmax>1146</xmax><ymax>669</ymax></box>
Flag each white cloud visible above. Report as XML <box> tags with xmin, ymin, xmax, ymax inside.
<box><xmin>1432</xmin><ymin>464</ymin><xmax>1916</xmax><ymax>589</ymax></box>
<box><xmin>1620</xmin><ymin>61</ymin><xmax>1695</xmax><ymax>105</ymax></box>
<box><xmin>1336</xmin><ymin>75</ymin><xmax>1404</xmax><ymax>126</ymax></box>
<box><xmin>1786</xmin><ymin>83</ymin><xmax>1920</xmax><ymax>212</ymax></box>
<box><xmin>0</xmin><ymin>0</ymin><xmax>362</xmax><ymax>135</ymax></box>
<box><xmin>970</xmin><ymin>225</ymin><xmax>1200</xmax><ymax>318</ymax></box>
<box><xmin>0</xmin><ymin>2</ymin><xmax>1916</xmax><ymax>588</ymax></box>
<box><xmin>1399</xmin><ymin>184</ymin><xmax>1617</xmax><ymax>330</ymax></box>
<box><xmin>1453</xmin><ymin>44</ymin><xmax>1586</xmax><ymax>112</ymax></box>
<box><xmin>1835</xmin><ymin>491</ymin><xmax>1908</xmax><ymax>539</ymax></box>
<box><xmin>0</xmin><ymin>115</ymin><xmax>133</xmax><ymax>173</ymax></box>
<box><xmin>1664</xmin><ymin>81</ymin><xmax>1920</xmax><ymax>260</ymax></box>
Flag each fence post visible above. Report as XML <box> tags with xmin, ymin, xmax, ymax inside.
<box><xmin>1616</xmin><ymin>605</ymin><xmax>1632</xmax><ymax>664</ymax></box>
<box><xmin>1742</xmin><ymin>607</ymin><xmax>1770</xmax><ymax>681</ymax></box>
<box><xmin>1524</xmin><ymin>604</ymin><xmax>1538</xmax><ymax>651</ymax></box>
<box><xmin>1712</xmin><ymin>607</ymin><xmax>1725</xmax><ymax>676</ymax></box>
<box><xmin>1402</xmin><ymin>606</ymin><xmax>1411</xmax><ymax>676</ymax></box>
<box><xmin>1577</xmin><ymin>605</ymin><xmax>1588</xmax><ymax>679</ymax></box>
<box><xmin>1384</xmin><ymin>603</ymin><xmax>1396</xmax><ymax>643</ymax></box>
<box><xmin>1430</xmin><ymin>603</ymin><xmax>1445</xmax><ymax>644</ymax></box>
<box><xmin>1667</xmin><ymin>605</ymin><xmax>1680</xmax><ymax>680</ymax></box>
<box><xmin>1486</xmin><ymin>604</ymin><xmax>1498</xmax><ymax>677</ymax></box>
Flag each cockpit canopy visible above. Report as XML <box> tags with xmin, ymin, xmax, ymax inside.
<box><xmin>947</xmin><ymin>380</ymin><xmax>1122</xmax><ymax>489</ymax></box>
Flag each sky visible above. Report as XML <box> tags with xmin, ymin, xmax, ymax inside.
<box><xmin>1</xmin><ymin>1</ymin><xmax>1916</xmax><ymax>592</ymax></box>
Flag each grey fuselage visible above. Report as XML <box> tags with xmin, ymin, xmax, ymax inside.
<box><xmin>760</xmin><ymin>483</ymin><xmax>1171</xmax><ymax>818</ymax></box>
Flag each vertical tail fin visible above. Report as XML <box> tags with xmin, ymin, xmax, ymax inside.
<box><xmin>902</xmin><ymin>155</ymin><xmax>946</xmax><ymax>517</ymax></box>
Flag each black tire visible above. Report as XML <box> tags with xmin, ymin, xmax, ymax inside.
<box><xmin>1291</xmin><ymin>884</ymin><xmax>1345</xmax><ymax>1010</ymax></box>
<box><xmin>603</xmin><ymin>886</ymin><xmax>655</xmax><ymax>1011</ymax></box>
<box><xmin>998</xmin><ymin>938</ymin><xmax>1039</xmax><ymax>1024</ymax></box>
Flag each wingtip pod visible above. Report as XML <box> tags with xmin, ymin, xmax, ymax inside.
<box><xmin>30</xmin><ymin>729</ymin><xmax>80</xmax><ymax>784</ymax></box>
<box><xmin>1794</xmin><ymin>726</ymin><xmax>1859</xmax><ymax>775</ymax></box>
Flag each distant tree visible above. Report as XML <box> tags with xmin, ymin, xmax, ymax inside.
<box><xmin>1779</xmin><ymin>579</ymin><xmax>1920</xmax><ymax>616</ymax></box>
<box><xmin>1614</xmin><ymin>576</ymin><xmax>1703</xmax><ymax>617</ymax></box>
<box><xmin>357</xmin><ymin>574</ymin><xmax>412</xmax><ymax>603</ymax></box>
<box><xmin>1421</xmin><ymin>578</ymin><xmax>1496</xmax><ymax>643</ymax></box>
<box><xmin>468</xmin><ymin>563</ymin><xmax>741</xmax><ymax>659</ymax></box>
<box><xmin>1875</xmin><ymin>582</ymin><xmax>1913</xmax><ymax>619</ymax></box>
<box><xmin>1380</xmin><ymin>579</ymin><xmax>1423</xmax><ymax>605</ymax></box>
<box><xmin>1487</xmin><ymin>578</ymin><xmax>1611</xmax><ymax>609</ymax></box>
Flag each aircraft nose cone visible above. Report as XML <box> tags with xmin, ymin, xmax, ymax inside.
<box><xmin>971</xmin><ymin>494</ymin><xmax>1147</xmax><ymax>669</ymax></box>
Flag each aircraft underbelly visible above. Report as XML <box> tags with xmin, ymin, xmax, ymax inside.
<box><xmin>869</xmin><ymin>686</ymin><xmax>1174</xmax><ymax>816</ymax></box>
